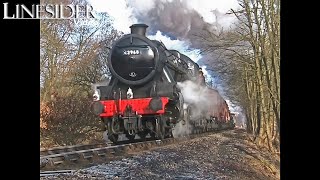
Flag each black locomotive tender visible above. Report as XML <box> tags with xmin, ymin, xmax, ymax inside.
<box><xmin>91</xmin><ymin>24</ymin><xmax>235</xmax><ymax>143</ymax></box>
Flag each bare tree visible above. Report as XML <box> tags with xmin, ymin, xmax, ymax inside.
<box><xmin>40</xmin><ymin>0</ymin><xmax>122</xmax><ymax>146</ymax></box>
<box><xmin>194</xmin><ymin>0</ymin><xmax>280</xmax><ymax>152</ymax></box>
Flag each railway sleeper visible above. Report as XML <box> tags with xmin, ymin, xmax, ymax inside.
<box><xmin>122</xmin><ymin>145</ymin><xmax>133</xmax><ymax>152</ymax></box>
<box><xmin>113</xmin><ymin>146</ymin><xmax>126</xmax><ymax>155</ymax></box>
<box><xmin>95</xmin><ymin>149</ymin><xmax>108</xmax><ymax>157</ymax></box>
<box><xmin>108</xmin><ymin>149</ymin><xmax>116</xmax><ymax>155</ymax></box>
<box><xmin>81</xmin><ymin>152</ymin><xmax>94</xmax><ymax>160</ymax></box>
<box><xmin>48</xmin><ymin>156</ymin><xmax>65</xmax><ymax>166</ymax></box>
<box><xmin>64</xmin><ymin>154</ymin><xmax>80</xmax><ymax>162</ymax></box>
<box><xmin>53</xmin><ymin>160</ymin><xmax>64</xmax><ymax>166</ymax></box>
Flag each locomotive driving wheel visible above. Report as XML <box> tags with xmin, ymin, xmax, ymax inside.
<box><xmin>155</xmin><ymin>115</ymin><xmax>166</xmax><ymax>140</ymax></box>
<box><xmin>107</xmin><ymin>117</ymin><xmax>120</xmax><ymax>143</ymax></box>
<box><xmin>108</xmin><ymin>131</ymin><xmax>119</xmax><ymax>143</ymax></box>
<box><xmin>165</xmin><ymin>128</ymin><xmax>173</xmax><ymax>138</ymax></box>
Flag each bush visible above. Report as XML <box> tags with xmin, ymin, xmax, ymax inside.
<box><xmin>40</xmin><ymin>93</ymin><xmax>104</xmax><ymax>147</ymax></box>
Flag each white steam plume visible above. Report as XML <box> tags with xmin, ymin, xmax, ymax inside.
<box><xmin>172</xmin><ymin>121</ymin><xmax>192</xmax><ymax>138</ymax></box>
<box><xmin>200</xmin><ymin>65</ymin><xmax>215</xmax><ymax>86</ymax></box>
<box><xmin>89</xmin><ymin>0</ymin><xmax>138</xmax><ymax>33</ymax></box>
<box><xmin>172</xmin><ymin>80</ymin><xmax>224</xmax><ymax>137</ymax></box>
<box><xmin>147</xmin><ymin>31</ymin><xmax>202</xmax><ymax>62</ymax></box>
<box><xmin>146</xmin><ymin>33</ymin><xmax>215</xmax><ymax>83</ymax></box>
<box><xmin>177</xmin><ymin>80</ymin><xmax>221</xmax><ymax>120</ymax></box>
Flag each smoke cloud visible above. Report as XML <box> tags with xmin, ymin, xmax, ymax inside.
<box><xmin>177</xmin><ymin>80</ymin><xmax>221</xmax><ymax>120</ymax></box>
<box><xmin>130</xmin><ymin>0</ymin><xmax>239</xmax><ymax>37</ymax></box>
<box><xmin>172</xmin><ymin>121</ymin><xmax>192</xmax><ymax>138</ymax></box>
<box><xmin>89</xmin><ymin>0</ymin><xmax>239</xmax><ymax>53</ymax></box>
<box><xmin>171</xmin><ymin>80</ymin><xmax>223</xmax><ymax>137</ymax></box>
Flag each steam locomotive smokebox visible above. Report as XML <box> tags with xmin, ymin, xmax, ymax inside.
<box><xmin>108</xmin><ymin>23</ymin><xmax>160</xmax><ymax>86</ymax></box>
<box><xmin>130</xmin><ymin>24</ymin><xmax>148</xmax><ymax>36</ymax></box>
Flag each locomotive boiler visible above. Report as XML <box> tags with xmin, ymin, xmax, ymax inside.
<box><xmin>91</xmin><ymin>24</ymin><xmax>234</xmax><ymax>143</ymax></box>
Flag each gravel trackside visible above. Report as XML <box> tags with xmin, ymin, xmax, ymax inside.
<box><xmin>40</xmin><ymin>129</ymin><xmax>280</xmax><ymax>180</ymax></box>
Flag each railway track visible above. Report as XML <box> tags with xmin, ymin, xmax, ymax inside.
<box><xmin>40</xmin><ymin>137</ymin><xmax>177</xmax><ymax>170</ymax></box>
<box><xmin>40</xmin><ymin>137</ymin><xmax>156</xmax><ymax>157</ymax></box>
<box><xmin>40</xmin><ymin>170</ymin><xmax>75</xmax><ymax>177</ymax></box>
<box><xmin>40</xmin><ymin>128</ymin><xmax>231</xmax><ymax>171</ymax></box>
<box><xmin>40</xmin><ymin>143</ymin><xmax>107</xmax><ymax>157</ymax></box>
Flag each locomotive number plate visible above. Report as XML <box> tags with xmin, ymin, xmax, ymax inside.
<box><xmin>123</xmin><ymin>49</ymin><xmax>140</xmax><ymax>55</ymax></box>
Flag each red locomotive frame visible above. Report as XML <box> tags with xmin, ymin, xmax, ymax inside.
<box><xmin>99</xmin><ymin>97</ymin><xmax>169</xmax><ymax>117</ymax></box>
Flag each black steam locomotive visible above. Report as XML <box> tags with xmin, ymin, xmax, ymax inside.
<box><xmin>91</xmin><ymin>24</ymin><xmax>233</xmax><ymax>143</ymax></box>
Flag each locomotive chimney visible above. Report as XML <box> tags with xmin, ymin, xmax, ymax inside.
<box><xmin>130</xmin><ymin>24</ymin><xmax>148</xmax><ymax>36</ymax></box>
